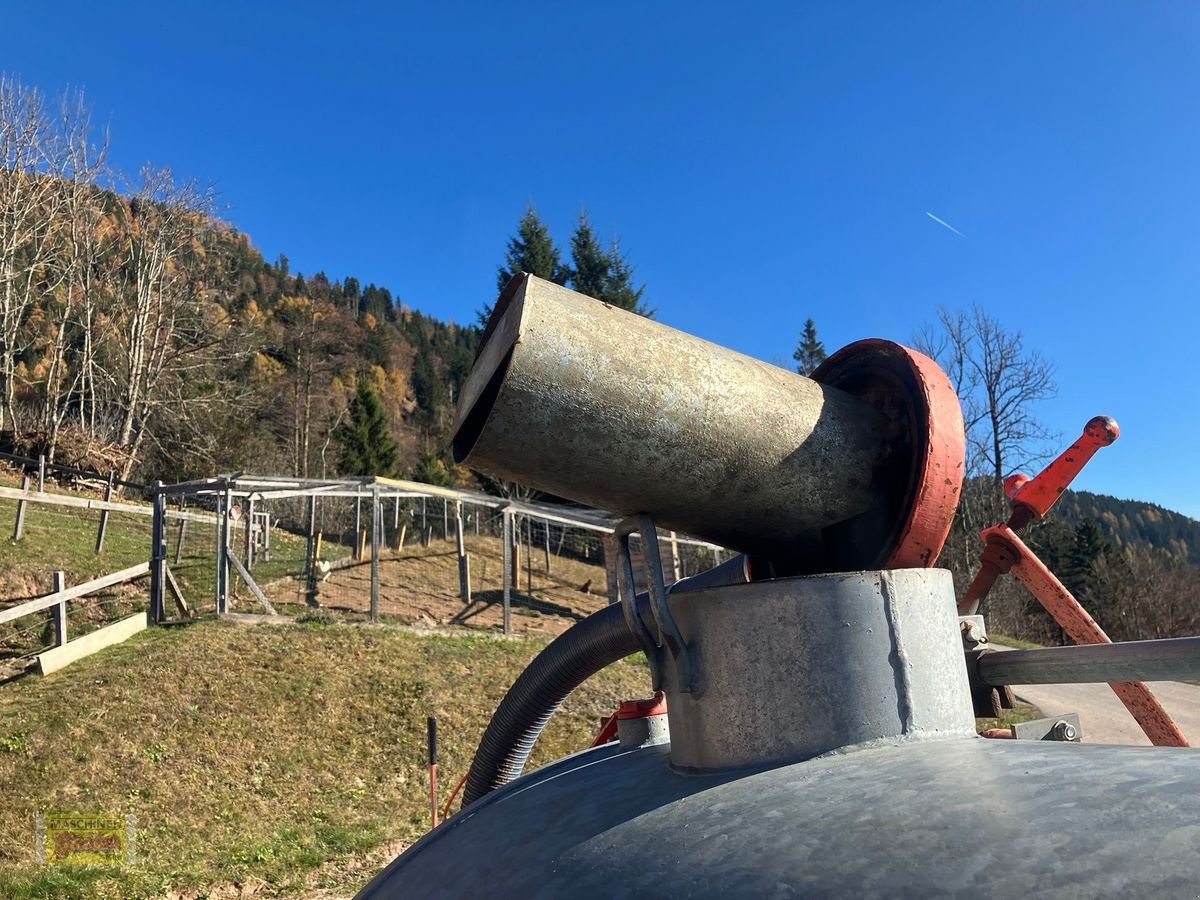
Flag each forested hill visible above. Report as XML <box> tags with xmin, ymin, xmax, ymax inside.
<box><xmin>1053</xmin><ymin>490</ymin><xmax>1200</xmax><ymax>559</ymax></box>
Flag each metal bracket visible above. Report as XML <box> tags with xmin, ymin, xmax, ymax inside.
<box><xmin>613</xmin><ymin>515</ymin><xmax>696</xmax><ymax>694</ymax></box>
<box><xmin>1011</xmin><ymin>713</ymin><xmax>1082</xmax><ymax>742</ymax></box>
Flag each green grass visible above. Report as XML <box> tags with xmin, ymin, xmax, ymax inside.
<box><xmin>988</xmin><ymin>633</ymin><xmax>1045</xmax><ymax>650</ymax></box>
<box><xmin>0</xmin><ymin>619</ymin><xmax>652</xmax><ymax>898</ymax></box>
<box><xmin>975</xmin><ymin>702</ymin><xmax>1044</xmax><ymax>732</ymax></box>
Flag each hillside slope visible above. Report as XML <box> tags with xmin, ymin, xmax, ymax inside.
<box><xmin>0</xmin><ymin>620</ymin><xmax>650</xmax><ymax>899</ymax></box>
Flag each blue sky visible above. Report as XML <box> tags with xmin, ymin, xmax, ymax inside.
<box><xmin>6</xmin><ymin>2</ymin><xmax>1200</xmax><ymax>515</ymax></box>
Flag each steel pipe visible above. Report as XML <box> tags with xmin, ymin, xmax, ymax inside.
<box><xmin>454</xmin><ymin>275</ymin><xmax>885</xmax><ymax>567</ymax></box>
<box><xmin>977</xmin><ymin>637</ymin><xmax>1200</xmax><ymax>686</ymax></box>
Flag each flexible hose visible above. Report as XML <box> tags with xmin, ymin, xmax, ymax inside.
<box><xmin>462</xmin><ymin>598</ymin><xmax>644</xmax><ymax>806</ymax></box>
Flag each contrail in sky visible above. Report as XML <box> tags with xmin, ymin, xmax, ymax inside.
<box><xmin>926</xmin><ymin>212</ymin><xmax>966</xmax><ymax>238</ymax></box>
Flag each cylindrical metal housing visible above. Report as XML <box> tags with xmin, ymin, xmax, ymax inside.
<box><xmin>659</xmin><ymin>568</ymin><xmax>976</xmax><ymax>769</ymax></box>
<box><xmin>453</xmin><ymin>275</ymin><xmax>884</xmax><ymax>563</ymax></box>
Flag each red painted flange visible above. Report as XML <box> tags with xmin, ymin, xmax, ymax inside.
<box><xmin>812</xmin><ymin>339</ymin><xmax>965</xmax><ymax>570</ymax></box>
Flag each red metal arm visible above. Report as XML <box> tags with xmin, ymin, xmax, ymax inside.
<box><xmin>1004</xmin><ymin>416</ymin><xmax>1119</xmax><ymax>525</ymax></box>
<box><xmin>959</xmin><ymin>416</ymin><xmax>1188</xmax><ymax>747</ymax></box>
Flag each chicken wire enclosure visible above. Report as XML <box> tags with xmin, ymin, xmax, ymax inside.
<box><xmin>151</xmin><ymin>476</ymin><xmax>734</xmax><ymax>635</ymax></box>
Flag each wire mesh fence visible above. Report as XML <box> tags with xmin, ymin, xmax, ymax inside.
<box><xmin>156</xmin><ymin>477</ymin><xmax>738</xmax><ymax>637</ymax></box>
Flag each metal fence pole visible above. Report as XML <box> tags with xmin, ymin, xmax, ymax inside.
<box><xmin>214</xmin><ymin>491</ymin><xmax>224</xmax><ymax>611</ymax></box>
<box><xmin>37</xmin><ymin>454</ymin><xmax>45</xmax><ymax>493</ymax></box>
<box><xmin>442</xmin><ymin>499</ymin><xmax>448</xmax><ymax>542</ymax></box>
<box><xmin>502</xmin><ymin>510</ymin><xmax>513</xmax><ymax>635</ymax></box>
<box><xmin>217</xmin><ymin>486</ymin><xmax>232</xmax><ymax>615</ymax></box>
<box><xmin>244</xmin><ymin>496</ymin><xmax>255</xmax><ymax>571</ymax></box>
<box><xmin>304</xmin><ymin>494</ymin><xmax>318</xmax><ymax>606</ymax></box>
<box><xmin>370</xmin><ymin>485</ymin><xmax>381</xmax><ymax>623</ymax></box>
<box><xmin>543</xmin><ymin>521</ymin><xmax>551</xmax><ymax>574</ymax></box>
<box><xmin>150</xmin><ymin>482</ymin><xmax>167</xmax><ymax>623</ymax></box>
<box><xmin>354</xmin><ymin>492</ymin><xmax>362</xmax><ymax>560</ymax></box>
<box><xmin>456</xmin><ymin>501</ymin><xmax>470</xmax><ymax>604</ymax></box>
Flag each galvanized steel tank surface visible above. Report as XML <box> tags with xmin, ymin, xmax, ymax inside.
<box><xmin>453</xmin><ymin>275</ymin><xmax>884</xmax><ymax>562</ymax></box>
<box><xmin>357</xmin><ymin>737</ymin><xmax>1200</xmax><ymax>899</ymax></box>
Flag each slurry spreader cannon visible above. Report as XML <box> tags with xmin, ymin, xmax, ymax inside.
<box><xmin>360</xmin><ymin>276</ymin><xmax>1200</xmax><ymax>898</ymax></box>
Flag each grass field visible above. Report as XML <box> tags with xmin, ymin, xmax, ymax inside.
<box><xmin>0</xmin><ymin>619</ymin><xmax>651</xmax><ymax>899</ymax></box>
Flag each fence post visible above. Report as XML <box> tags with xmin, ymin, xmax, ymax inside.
<box><xmin>51</xmin><ymin>571</ymin><xmax>67</xmax><ymax>647</ymax></box>
<box><xmin>543</xmin><ymin>520</ymin><xmax>551</xmax><ymax>575</ymax></box>
<box><xmin>37</xmin><ymin>454</ymin><xmax>45</xmax><ymax>493</ymax></box>
<box><xmin>668</xmin><ymin>531</ymin><xmax>682</xmax><ymax>582</ymax></box>
<box><xmin>354</xmin><ymin>492</ymin><xmax>362</xmax><ymax>560</ymax></box>
<box><xmin>244</xmin><ymin>496</ymin><xmax>255</xmax><ymax>571</ymax></box>
<box><xmin>214</xmin><ymin>491</ymin><xmax>224</xmax><ymax>611</ymax></box>
<box><xmin>370</xmin><ymin>485</ymin><xmax>381</xmax><ymax>623</ymax></box>
<box><xmin>602</xmin><ymin>533</ymin><xmax>621</xmax><ymax>606</ymax></box>
<box><xmin>525</xmin><ymin>517</ymin><xmax>533</xmax><ymax>593</ymax></box>
<box><xmin>442</xmin><ymin>499</ymin><xmax>448</xmax><ymax>542</ymax></box>
<box><xmin>94</xmin><ymin>473</ymin><xmax>115</xmax><ymax>555</ymax></box>
<box><xmin>455</xmin><ymin>501</ymin><xmax>470</xmax><ymax>604</ymax></box>
<box><xmin>393</xmin><ymin>495</ymin><xmax>400</xmax><ymax>542</ymax></box>
<box><xmin>421</xmin><ymin>497</ymin><xmax>427</xmax><ymax>539</ymax></box>
<box><xmin>12</xmin><ymin>473</ymin><xmax>30</xmax><ymax>541</ymax></box>
<box><xmin>217</xmin><ymin>486</ymin><xmax>232</xmax><ymax>615</ymax></box>
<box><xmin>304</xmin><ymin>494</ymin><xmax>318</xmax><ymax>607</ymax></box>
<box><xmin>262</xmin><ymin>510</ymin><xmax>271</xmax><ymax>561</ymax></box>
<box><xmin>510</xmin><ymin>514</ymin><xmax>521</xmax><ymax>590</ymax></box>
<box><xmin>174</xmin><ymin>515</ymin><xmax>188</xmax><ymax>565</ymax></box>
<box><xmin>150</xmin><ymin>482</ymin><xmax>167</xmax><ymax>623</ymax></box>
<box><xmin>501</xmin><ymin>510</ymin><xmax>513</xmax><ymax>635</ymax></box>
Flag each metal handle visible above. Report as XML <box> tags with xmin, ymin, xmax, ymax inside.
<box><xmin>613</xmin><ymin>515</ymin><xmax>696</xmax><ymax>694</ymax></box>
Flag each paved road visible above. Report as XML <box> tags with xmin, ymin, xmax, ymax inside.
<box><xmin>992</xmin><ymin>644</ymin><xmax>1200</xmax><ymax>746</ymax></box>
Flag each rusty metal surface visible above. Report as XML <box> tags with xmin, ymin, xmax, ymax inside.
<box><xmin>995</xmin><ymin>524</ymin><xmax>1189</xmax><ymax>747</ymax></box>
<box><xmin>658</xmin><ymin>568</ymin><xmax>976</xmax><ymax>770</ymax></box>
<box><xmin>812</xmin><ymin>339</ymin><xmax>965</xmax><ymax>571</ymax></box>
<box><xmin>454</xmin><ymin>275</ymin><xmax>886</xmax><ymax>569</ymax></box>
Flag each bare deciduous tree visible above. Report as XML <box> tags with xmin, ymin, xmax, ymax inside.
<box><xmin>915</xmin><ymin>305</ymin><xmax>1056</xmax><ymax>494</ymax></box>
<box><xmin>0</xmin><ymin>76</ymin><xmax>65</xmax><ymax>433</ymax></box>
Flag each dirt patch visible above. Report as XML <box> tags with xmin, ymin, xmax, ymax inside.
<box><xmin>263</xmin><ymin>536</ymin><xmax>612</xmax><ymax>638</ymax></box>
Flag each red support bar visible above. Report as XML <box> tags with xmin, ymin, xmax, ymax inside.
<box><xmin>988</xmin><ymin>524</ymin><xmax>1188</xmax><ymax>748</ymax></box>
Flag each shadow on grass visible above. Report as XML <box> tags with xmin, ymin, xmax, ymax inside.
<box><xmin>454</xmin><ymin>589</ymin><xmax>587</xmax><ymax>625</ymax></box>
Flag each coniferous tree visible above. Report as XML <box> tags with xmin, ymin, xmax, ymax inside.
<box><xmin>334</xmin><ymin>380</ymin><xmax>399</xmax><ymax>476</ymax></box>
<box><xmin>793</xmin><ymin>319</ymin><xmax>827</xmax><ymax>376</ymax></box>
<box><xmin>568</xmin><ymin>213</ymin><xmax>609</xmax><ymax>301</ymax></box>
<box><xmin>481</xmin><ymin>205</ymin><xmax>568</xmax><ymax>326</ymax></box>
<box><xmin>567</xmin><ymin>213</ymin><xmax>651</xmax><ymax>316</ymax></box>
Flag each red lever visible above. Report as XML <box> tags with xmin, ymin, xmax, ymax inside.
<box><xmin>1004</xmin><ymin>416</ymin><xmax>1119</xmax><ymax>526</ymax></box>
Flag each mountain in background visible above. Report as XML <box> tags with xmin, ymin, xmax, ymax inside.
<box><xmin>1053</xmin><ymin>490</ymin><xmax>1199</xmax><ymax>560</ymax></box>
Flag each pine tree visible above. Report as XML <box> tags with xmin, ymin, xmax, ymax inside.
<box><xmin>568</xmin><ymin>213</ymin><xmax>609</xmax><ymax>300</ymax></box>
<box><xmin>793</xmin><ymin>319</ymin><xmax>827</xmax><ymax>376</ymax></box>
<box><xmin>567</xmin><ymin>215</ymin><xmax>651</xmax><ymax>316</ymax></box>
<box><xmin>481</xmin><ymin>206</ymin><xmax>567</xmax><ymax>326</ymax></box>
<box><xmin>334</xmin><ymin>380</ymin><xmax>399</xmax><ymax>476</ymax></box>
<box><xmin>601</xmin><ymin>238</ymin><xmax>650</xmax><ymax>315</ymax></box>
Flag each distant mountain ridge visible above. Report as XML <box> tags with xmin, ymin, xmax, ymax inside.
<box><xmin>1052</xmin><ymin>490</ymin><xmax>1200</xmax><ymax>560</ymax></box>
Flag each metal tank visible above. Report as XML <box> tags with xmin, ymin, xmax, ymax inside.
<box><xmin>359</xmin><ymin>278</ymin><xmax>1200</xmax><ymax>898</ymax></box>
